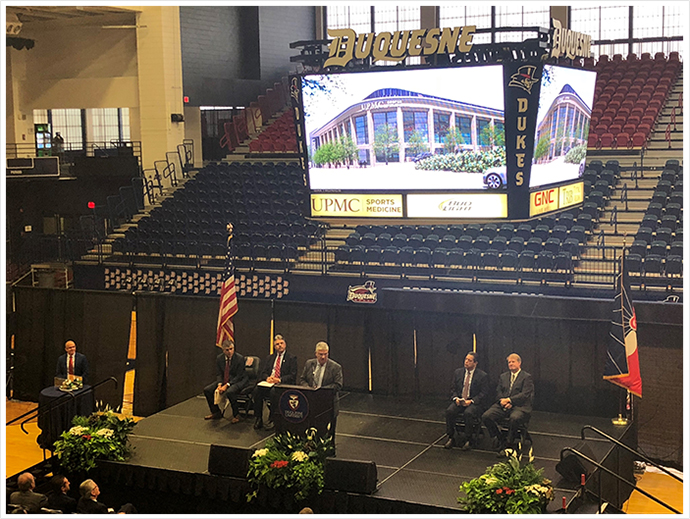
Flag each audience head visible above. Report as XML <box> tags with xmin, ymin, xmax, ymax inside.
<box><xmin>506</xmin><ymin>353</ymin><xmax>522</xmax><ymax>372</ymax></box>
<box><xmin>299</xmin><ymin>507</ymin><xmax>314</xmax><ymax>514</ymax></box>
<box><xmin>17</xmin><ymin>473</ymin><xmax>35</xmax><ymax>492</ymax></box>
<box><xmin>274</xmin><ymin>334</ymin><xmax>287</xmax><ymax>353</ymax></box>
<box><xmin>79</xmin><ymin>479</ymin><xmax>99</xmax><ymax>499</ymax></box>
<box><xmin>315</xmin><ymin>341</ymin><xmax>329</xmax><ymax>365</ymax></box>
<box><xmin>50</xmin><ymin>475</ymin><xmax>70</xmax><ymax>494</ymax></box>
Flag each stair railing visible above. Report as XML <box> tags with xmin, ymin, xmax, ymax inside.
<box><xmin>620</xmin><ymin>183</ymin><xmax>628</xmax><ymax>211</ymax></box>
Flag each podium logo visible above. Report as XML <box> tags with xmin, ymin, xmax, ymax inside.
<box><xmin>279</xmin><ymin>390</ymin><xmax>309</xmax><ymax>423</ymax></box>
<box><xmin>347</xmin><ymin>280</ymin><xmax>377</xmax><ymax>304</ymax></box>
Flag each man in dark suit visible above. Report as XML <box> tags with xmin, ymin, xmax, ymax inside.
<box><xmin>47</xmin><ymin>475</ymin><xmax>77</xmax><ymax>513</ymax></box>
<box><xmin>10</xmin><ymin>472</ymin><xmax>48</xmax><ymax>513</ymax></box>
<box><xmin>203</xmin><ymin>339</ymin><xmax>248</xmax><ymax>423</ymax></box>
<box><xmin>55</xmin><ymin>340</ymin><xmax>90</xmax><ymax>383</ymax></box>
<box><xmin>482</xmin><ymin>352</ymin><xmax>534</xmax><ymax>455</ymax></box>
<box><xmin>444</xmin><ymin>351</ymin><xmax>489</xmax><ymax>450</ymax></box>
<box><xmin>77</xmin><ymin>479</ymin><xmax>136</xmax><ymax>514</ymax></box>
<box><xmin>300</xmin><ymin>341</ymin><xmax>343</xmax><ymax>443</ymax></box>
<box><xmin>252</xmin><ymin>334</ymin><xmax>298</xmax><ymax>430</ymax></box>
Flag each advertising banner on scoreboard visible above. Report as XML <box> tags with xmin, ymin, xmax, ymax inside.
<box><xmin>529</xmin><ymin>181</ymin><xmax>584</xmax><ymax>217</ymax></box>
<box><xmin>310</xmin><ymin>193</ymin><xmax>403</xmax><ymax>217</ymax></box>
<box><xmin>407</xmin><ymin>193</ymin><xmax>507</xmax><ymax>219</ymax></box>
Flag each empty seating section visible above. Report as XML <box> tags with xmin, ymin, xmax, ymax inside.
<box><xmin>587</xmin><ymin>52</ymin><xmax>682</xmax><ymax>150</ymax></box>
<box><xmin>629</xmin><ymin>159</ymin><xmax>684</xmax><ymax>280</ymax></box>
<box><xmin>111</xmin><ymin>162</ymin><xmax>322</xmax><ymax>268</ymax></box>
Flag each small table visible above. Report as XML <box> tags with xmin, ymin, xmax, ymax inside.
<box><xmin>37</xmin><ymin>385</ymin><xmax>94</xmax><ymax>450</ymax></box>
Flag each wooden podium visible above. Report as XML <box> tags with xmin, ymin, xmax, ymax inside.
<box><xmin>271</xmin><ymin>384</ymin><xmax>334</xmax><ymax>438</ymax></box>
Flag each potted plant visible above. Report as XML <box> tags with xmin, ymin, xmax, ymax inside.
<box><xmin>246</xmin><ymin>427</ymin><xmax>333</xmax><ymax>504</ymax></box>
<box><xmin>458</xmin><ymin>447</ymin><xmax>554</xmax><ymax>514</ymax></box>
<box><xmin>53</xmin><ymin>409</ymin><xmax>136</xmax><ymax>474</ymax></box>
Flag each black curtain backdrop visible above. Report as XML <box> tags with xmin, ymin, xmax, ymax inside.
<box><xmin>134</xmin><ymin>295</ymin><xmax>273</xmax><ymax>417</ymax></box>
<box><xmin>12</xmin><ymin>287</ymin><xmax>131</xmax><ymax>409</ymax></box>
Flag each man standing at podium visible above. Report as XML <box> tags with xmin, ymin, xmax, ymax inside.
<box><xmin>300</xmin><ymin>341</ymin><xmax>343</xmax><ymax>443</ymax></box>
<box><xmin>55</xmin><ymin>340</ymin><xmax>89</xmax><ymax>383</ymax></box>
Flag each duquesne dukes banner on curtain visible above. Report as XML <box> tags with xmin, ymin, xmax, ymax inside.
<box><xmin>216</xmin><ymin>224</ymin><xmax>238</xmax><ymax>347</ymax></box>
<box><xmin>603</xmin><ymin>252</ymin><xmax>642</xmax><ymax>397</ymax></box>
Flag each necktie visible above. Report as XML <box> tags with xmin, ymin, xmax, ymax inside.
<box><xmin>462</xmin><ymin>370</ymin><xmax>471</xmax><ymax>400</ymax></box>
<box><xmin>314</xmin><ymin>364</ymin><xmax>323</xmax><ymax>388</ymax></box>
<box><xmin>68</xmin><ymin>355</ymin><xmax>74</xmax><ymax>376</ymax></box>
<box><xmin>223</xmin><ymin>357</ymin><xmax>230</xmax><ymax>384</ymax></box>
<box><xmin>274</xmin><ymin>354</ymin><xmax>282</xmax><ymax>379</ymax></box>
<box><xmin>510</xmin><ymin>372</ymin><xmax>517</xmax><ymax>392</ymax></box>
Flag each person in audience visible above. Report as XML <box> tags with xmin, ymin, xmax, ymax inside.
<box><xmin>443</xmin><ymin>351</ymin><xmax>489</xmax><ymax>451</ymax></box>
<box><xmin>77</xmin><ymin>479</ymin><xmax>137</xmax><ymax>514</ymax></box>
<box><xmin>300</xmin><ymin>341</ymin><xmax>343</xmax><ymax>444</ymax></box>
<box><xmin>252</xmin><ymin>334</ymin><xmax>298</xmax><ymax>430</ymax></box>
<box><xmin>203</xmin><ymin>339</ymin><xmax>248</xmax><ymax>423</ymax></box>
<box><xmin>47</xmin><ymin>475</ymin><xmax>77</xmax><ymax>513</ymax></box>
<box><xmin>482</xmin><ymin>353</ymin><xmax>534</xmax><ymax>456</ymax></box>
<box><xmin>10</xmin><ymin>472</ymin><xmax>48</xmax><ymax>513</ymax></box>
<box><xmin>55</xmin><ymin>340</ymin><xmax>90</xmax><ymax>383</ymax></box>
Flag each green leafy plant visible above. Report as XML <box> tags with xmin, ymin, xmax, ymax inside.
<box><xmin>564</xmin><ymin>143</ymin><xmax>587</xmax><ymax>164</ymax></box>
<box><xmin>53</xmin><ymin>409</ymin><xmax>136</xmax><ymax>473</ymax></box>
<box><xmin>246</xmin><ymin>428</ymin><xmax>334</xmax><ymax>503</ymax></box>
<box><xmin>415</xmin><ymin>148</ymin><xmax>506</xmax><ymax>173</ymax></box>
<box><xmin>458</xmin><ymin>448</ymin><xmax>554</xmax><ymax>514</ymax></box>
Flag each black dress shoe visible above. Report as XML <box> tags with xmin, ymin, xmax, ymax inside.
<box><xmin>253</xmin><ymin>419</ymin><xmax>263</xmax><ymax>429</ymax></box>
<box><xmin>459</xmin><ymin>440</ymin><xmax>471</xmax><ymax>451</ymax></box>
<box><xmin>205</xmin><ymin>413</ymin><xmax>221</xmax><ymax>420</ymax></box>
<box><xmin>444</xmin><ymin>438</ymin><xmax>455</xmax><ymax>449</ymax></box>
<box><xmin>264</xmin><ymin>421</ymin><xmax>275</xmax><ymax>431</ymax></box>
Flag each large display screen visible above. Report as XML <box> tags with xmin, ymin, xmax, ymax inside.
<box><xmin>529</xmin><ymin>64</ymin><xmax>596</xmax><ymax>189</ymax></box>
<box><xmin>301</xmin><ymin>65</ymin><xmax>506</xmax><ymax>193</ymax></box>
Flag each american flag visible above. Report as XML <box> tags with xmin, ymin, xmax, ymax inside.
<box><xmin>216</xmin><ymin>225</ymin><xmax>238</xmax><ymax>347</ymax></box>
<box><xmin>603</xmin><ymin>251</ymin><xmax>642</xmax><ymax>397</ymax></box>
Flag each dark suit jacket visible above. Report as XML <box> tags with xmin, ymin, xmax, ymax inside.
<box><xmin>214</xmin><ymin>352</ymin><xmax>248</xmax><ymax>388</ymax></box>
<box><xmin>10</xmin><ymin>490</ymin><xmax>48</xmax><ymax>513</ymax></box>
<box><xmin>77</xmin><ymin>497</ymin><xmax>109</xmax><ymax>513</ymax></box>
<box><xmin>451</xmin><ymin>368</ymin><xmax>489</xmax><ymax>410</ymax></box>
<box><xmin>259</xmin><ymin>351</ymin><xmax>298</xmax><ymax>385</ymax></box>
<box><xmin>47</xmin><ymin>492</ymin><xmax>77</xmax><ymax>513</ymax></box>
<box><xmin>494</xmin><ymin>370</ymin><xmax>534</xmax><ymax>413</ymax></box>
<box><xmin>299</xmin><ymin>358</ymin><xmax>343</xmax><ymax>415</ymax></box>
<box><xmin>55</xmin><ymin>352</ymin><xmax>90</xmax><ymax>382</ymax></box>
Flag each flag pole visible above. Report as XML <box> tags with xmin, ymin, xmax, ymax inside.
<box><xmin>611</xmin><ymin>243</ymin><xmax>629</xmax><ymax>426</ymax></box>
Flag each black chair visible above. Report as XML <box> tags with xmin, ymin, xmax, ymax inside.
<box><xmin>360</xmin><ymin>232</ymin><xmax>376</xmax><ymax>247</ymax></box>
<box><xmin>447</xmin><ymin>248</ymin><xmax>465</xmax><ymax>267</ymax></box>
<box><xmin>594</xmin><ymin>179</ymin><xmax>610</xmax><ymax>198</ymax></box>
<box><xmin>481</xmin><ymin>223</ymin><xmax>499</xmax><ymax>239</ymax></box>
<box><xmin>506</xmin><ymin>237</ymin><xmax>524</xmax><ymax>254</ymax></box>
<box><xmin>665</xmin><ymin>255</ymin><xmax>682</xmax><ymax>276</ymax></box>
<box><xmin>518</xmin><ymin>251</ymin><xmax>536</xmax><ymax>270</ymax></box>
<box><xmin>626</xmin><ymin>253</ymin><xmax>643</xmax><ymax>273</ymax></box>
<box><xmin>416</xmin><ymin>225</ymin><xmax>433</xmax><ymax>238</ymax></box>
<box><xmin>465</xmin><ymin>248</ymin><xmax>482</xmax><ymax>268</ymax></box>
<box><xmin>525</xmin><ymin>237</ymin><xmax>543</xmax><ymax>254</ymax></box>
<box><xmin>377</xmin><ymin>233</ymin><xmax>392</xmax><ymax>248</ymax></box>
<box><xmin>649</xmin><ymin>240</ymin><xmax>668</xmax><ymax>256</ymax></box>
<box><xmin>365</xmin><ymin>246</ymin><xmax>383</xmax><ymax>264</ymax></box>
<box><xmin>536</xmin><ymin>250</ymin><xmax>555</xmax><ymax>271</ymax></box>
<box><xmin>399</xmin><ymin>246</ymin><xmax>415</xmax><ymax>265</ymax></box>
<box><xmin>665</xmin><ymin>202</ymin><xmax>681</xmax><ymax>218</ymax></box>
<box><xmin>516</xmin><ymin>224</ymin><xmax>533</xmax><ymax>241</ymax></box>
<box><xmin>562</xmin><ymin>238</ymin><xmax>580</xmax><ymax>257</ymax></box>
<box><xmin>236</xmin><ymin>356</ymin><xmax>261</xmax><ymax>417</ymax></box>
<box><xmin>407</xmin><ymin>234</ymin><xmax>424</xmax><ymax>249</ymax></box>
<box><xmin>482</xmin><ymin>249</ymin><xmax>500</xmax><ymax>268</ymax></box>
<box><xmin>348</xmin><ymin>245</ymin><xmax>366</xmax><ymax>264</ymax></box>
<box><xmin>457</xmin><ymin>235</ymin><xmax>474</xmax><ymax>251</ymax></box>
<box><xmin>661</xmin><ymin>215</ymin><xmax>677</xmax><ymax>231</ymax></box>
<box><xmin>491</xmin><ymin>235</ymin><xmax>508</xmax><ymax>252</ymax></box>
<box><xmin>569</xmin><ymin>225</ymin><xmax>586</xmax><ymax>244</ymax></box>
<box><xmin>636</xmin><ymin>226</ymin><xmax>654</xmax><ymax>244</ymax></box>
<box><xmin>588</xmin><ymin>159</ymin><xmax>603</xmax><ymax>173</ymax></box>
<box><xmin>651</xmin><ymin>190</ymin><xmax>668</xmax><ymax>206</ymax></box>
<box><xmin>465</xmin><ymin>224</ymin><xmax>482</xmax><ymax>239</ymax></box>
<box><xmin>498</xmin><ymin>223</ymin><xmax>515</xmax><ymax>239</ymax></box>
<box><xmin>335</xmin><ymin>245</ymin><xmax>349</xmax><ymax>263</ymax></box>
<box><xmin>500</xmin><ymin>249</ymin><xmax>518</xmax><ymax>269</ymax></box>
<box><xmin>554</xmin><ymin>251</ymin><xmax>572</xmax><ymax>271</ymax></box>
<box><xmin>661</xmin><ymin>169</ymin><xmax>677</xmax><ymax>183</ymax></box>
<box><xmin>630</xmin><ymin>239</ymin><xmax>648</xmax><ymax>257</ymax></box>
<box><xmin>664</xmin><ymin>159</ymin><xmax>680</xmax><ymax>172</ymax></box>
<box><xmin>587</xmin><ymin>191</ymin><xmax>604</xmax><ymax>210</ymax></box>
<box><xmin>646</xmin><ymin>202</ymin><xmax>663</xmax><ymax>218</ymax></box>
<box><xmin>551</xmin><ymin>225</ymin><xmax>568</xmax><ymax>242</ymax></box>
<box><xmin>474</xmin><ymin>235</ymin><xmax>491</xmax><ymax>251</ymax></box>
<box><xmin>431</xmin><ymin>247</ymin><xmax>449</xmax><ymax>267</ymax></box>
<box><xmin>655</xmin><ymin>227</ymin><xmax>673</xmax><ymax>244</ymax></box>
<box><xmin>643</xmin><ymin>254</ymin><xmax>663</xmax><ymax>275</ymax></box>
<box><xmin>641</xmin><ymin>214</ymin><xmax>659</xmax><ymax>231</ymax></box>
<box><xmin>545</xmin><ymin>237</ymin><xmax>562</xmax><ymax>254</ymax></box>
<box><xmin>533</xmin><ymin>225</ymin><xmax>550</xmax><ymax>242</ymax></box>
<box><xmin>345</xmin><ymin>232</ymin><xmax>361</xmax><ymax>247</ymax></box>
<box><xmin>392</xmin><ymin>233</ymin><xmax>408</xmax><ymax>248</ymax></box>
<box><xmin>424</xmin><ymin>234</ymin><xmax>441</xmax><ymax>250</ymax></box>
<box><xmin>381</xmin><ymin>246</ymin><xmax>400</xmax><ymax>264</ymax></box>
<box><xmin>441</xmin><ymin>234</ymin><xmax>457</xmax><ymax>249</ymax></box>
<box><xmin>581</xmin><ymin>201</ymin><xmax>600</xmax><ymax>219</ymax></box>
<box><xmin>669</xmin><ymin>241</ymin><xmax>683</xmax><ymax>258</ymax></box>
<box><xmin>414</xmin><ymin>247</ymin><xmax>432</xmax><ymax>266</ymax></box>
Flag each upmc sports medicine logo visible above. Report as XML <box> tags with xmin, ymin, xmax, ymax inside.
<box><xmin>347</xmin><ymin>280</ymin><xmax>377</xmax><ymax>304</ymax></box>
<box><xmin>279</xmin><ymin>390</ymin><xmax>309</xmax><ymax>423</ymax></box>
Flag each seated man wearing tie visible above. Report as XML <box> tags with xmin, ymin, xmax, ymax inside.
<box><xmin>300</xmin><ymin>342</ymin><xmax>343</xmax><ymax>443</ymax></box>
<box><xmin>55</xmin><ymin>340</ymin><xmax>89</xmax><ymax>383</ymax></box>
<box><xmin>203</xmin><ymin>339</ymin><xmax>248</xmax><ymax>423</ymax></box>
<box><xmin>252</xmin><ymin>334</ymin><xmax>298</xmax><ymax>430</ymax></box>
<box><xmin>482</xmin><ymin>353</ymin><xmax>534</xmax><ymax>455</ymax></box>
<box><xmin>443</xmin><ymin>351</ymin><xmax>489</xmax><ymax>450</ymax></box>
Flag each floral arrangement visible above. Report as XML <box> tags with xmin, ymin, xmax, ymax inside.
<box><xmin>246</xmin><ymin>428</ymin><xmax>334</xmax><ymax>503</ymax></box>
<box><xmin>59</xmin><ymin>378</ymin><xmax>83</xmax><ymax>391</ymax></box>
<box><xmin>53</xmin><ymin>409</ymin><xmax>136</xmax><ymax>473</ymax></box>
<box><xmin>458</xmin><ymin>448</ymin><xmax>554</xmax><ymax>514</ymax></box>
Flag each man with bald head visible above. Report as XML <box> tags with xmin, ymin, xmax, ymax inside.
<box><xmin>10</xmin><ymin>472</ymin><xmax>48</xmax><ymax>513</ymax></box>
<box><xmin>482</xmin><ymin>353</ymin><xmax>534</xmax><ymax>455</ymax></box>
<box><xmin>55</xmin><ymin>340</ymin><xmax>90</xmax><ymax>383</ymax></box>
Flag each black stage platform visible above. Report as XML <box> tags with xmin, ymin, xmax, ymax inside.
<box><xmin>108</xmin><ymin>391</ymin><xmax>631</xmax><ymax>513</ymax></box>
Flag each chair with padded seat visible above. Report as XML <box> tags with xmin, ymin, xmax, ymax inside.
<box><xmin>235</xmin><ymin>356</ymin><xmax>262</xmax><ymax>417</ymax></box>
<box><xmin>500</xmin><ymin>249</ymin><xmax>518</xmax><ymax>270</ymax></box>
<box><xmin>643</xmin><ymin>254</ymin><xmax>663</xmax><ymax>275</ymax></box>
<box><xmin>381</xmin><ymin>246</ymin><xmax>400</xmax><ymax>265</ymax></box>
<box><xmin>665</xmin><ymin>255</ymin><xmax>682</xmax><ymax>276</ymax></box>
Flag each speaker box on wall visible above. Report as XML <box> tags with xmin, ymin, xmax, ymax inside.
<box><xmin>324</xmin><ymin>458</ymin><xmax>377</xmax><ymax>494</ymax></box>
<box><xmin>556</xmin><ymin>441</ymin><xmax>596</xmax><ymax>483</ymax></box>
<box><xmin>207</xmin><ymin>444</ymin><xmax>251</xmax><ymax>478</ymax></box>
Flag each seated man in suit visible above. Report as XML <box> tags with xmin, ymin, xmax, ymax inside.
<box><xmin>203</xmin><ymin>339</ymin><xmax>248</xmax><ymax>423</ymax></box>
<box><xmin>10</xmin><ymin>472</ymin><xmax>48</xmax><ymax>513</ymax></box>
<box><xmin>252</xmin><ymin>334</ymin><xmax>298</xmax><ymax>430</ymax></box>
<box><xmin>77</xmin><ymin>479</ymin><xmax>137</xmax><ymax>514</ymax></box>
<box><xmin>443</xmin><ymin>351</ymin><xmax>489</xmax><ymax>450</ymax></box>
<box><xmin>47</xmin><ymin>475</ymin><xmax>77</xmax><ymax>514</ymax></box>
<box><xmin>55</xmin><ymin>340</ymin><xmax>90</xmax><ymax>383</ymax></box>
<box><xmin>300</xmin><ymin>341</ymin><xmax>343</xmax><ymax>443</ymax></box>
<box><xmin>482</xmin><ymin>353</ymin><xmax>534</xmax><ymax>455</ymax></box>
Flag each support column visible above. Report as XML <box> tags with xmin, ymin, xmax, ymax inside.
<box><xmin>135</xmin><ymin>6</ymin><xmax>185</xmax><ymax>186</ymax></box>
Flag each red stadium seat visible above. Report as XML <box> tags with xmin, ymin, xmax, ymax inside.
<box><xmin>626</xmin><ymin>115</ymin><xmax>641</xmax><ymax>126</ymax></box>
<box><xmin>640</xmin><ymin>115</ymin><xmax>656</xmax><ymax>127</ymax></box>
<box><xmin>622</xmin><ymin>123</ymin><xmax>636</xmax><ymax>135</ymax></box>
<box><xmin>608</xmin><ymin>124</ymin><xmax>622</xmax><ymax>136</ymax></box>
<box><xmin>631</xmin><ymin>132</ymin><xmax>646</xmax><ymax>147</ymax></box>
<box><xmin>599</xmin><ymin>132</ymin><xmax>615</xmax><ymax>148</ymax></box>
<box><xmin>587</xmin><ymin>133</ymin><xmax>600</xmax><ymax>148</ymax></box>
<box><xmin>615</xmin><ymin>133</ymin><xmax>630</xmax><ymax>148</ymax></box>
<box><xmin>640</xmin><ymin>52</ymin><xmax>652</xmax><ymax>61</ymax></box>
<box><xmin>594</xmin><ymin>124</ymin><xmax>609</xmax><ymax>135</ymax></box>
<box><xmin>612</xmin><ymin>116</ymin><xmax>627</xmax><ymax>128</ymax></box>
<box><xmin>249</xmin><ymin>140</ymin><xmax>261</xmax><ymax>153</ymax></box>
<box><xmin>654</xmin><ymin>52</ymin><xmax>666</xmax><ymax>62</ymax></box>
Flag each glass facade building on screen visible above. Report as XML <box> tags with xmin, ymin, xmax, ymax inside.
<box><xmin>309</xmin><ymin>88</ymin><xmax>504</xmax><ymax>166</ymax></box>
